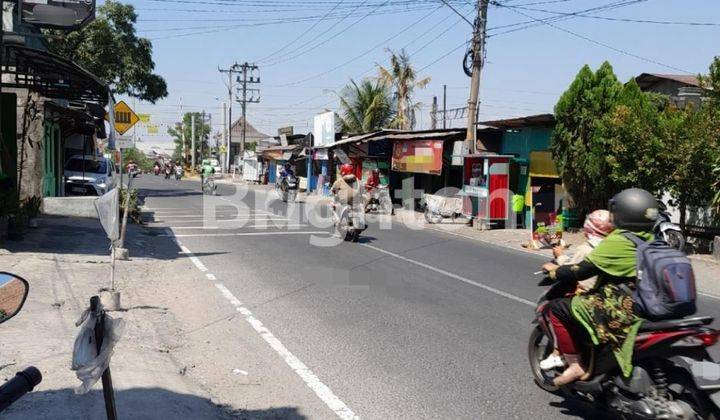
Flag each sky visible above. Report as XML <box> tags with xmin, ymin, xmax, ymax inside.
<box><xmin>115</xmin><ymin>0</ymin><xmax>720</xmax><ymax>151</ymax></box>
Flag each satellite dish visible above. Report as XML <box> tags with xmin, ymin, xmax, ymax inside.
<box><xmin>19</xmin><ymin>0</ymin><xmax>96</xmax><ymax>29</ymax></box>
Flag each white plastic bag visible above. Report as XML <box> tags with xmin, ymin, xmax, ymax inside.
<box><xmin>71</xmin><ymin>308</ymin><xmax>125</xmax><ymax>394</ymax></box>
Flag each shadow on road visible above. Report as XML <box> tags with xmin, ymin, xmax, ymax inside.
<box><xmin>2</xmin><ymin>386</ymin><xmax>307</xmax><ymax>419</ymax></box>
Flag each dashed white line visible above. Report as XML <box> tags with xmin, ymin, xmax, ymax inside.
<box><xmin>166</xmin><ymin>224</ymin><xmax>310</xmax><ymax>230</ymax></box>
<box><xmin>166</xmin><ymin>231</ymin><xmax>327</xmax><ymax>238</ymax></box>
<box><xmin>360</xmin><ymin>243</ymin><xmax>535</xmax><ymax>307</ymax></box>
<box><xmin>167</xmin><ymin>229</ymin><xmax>358</xmax><ymax>420</ymax></box>
<box><xmin>206</xmin><ymin>273</ymin><xmax>217</xmax><ymax>281</ymax></box>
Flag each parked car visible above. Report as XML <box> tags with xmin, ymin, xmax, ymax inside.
<box><xmin>64</xmin><ymin>155</ymin><xmax>117</xmax><ymax>196</ymax></box>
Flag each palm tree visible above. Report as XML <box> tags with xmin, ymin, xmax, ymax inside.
<box><xmin>377</xmin><ymin>49</ymin><xmax>431</xmax><ymax>130</ymax></box>
<box><xmin>337</xmin><ymin>78</ymin><xmax>394</xmax><ymax>134</ymax></box>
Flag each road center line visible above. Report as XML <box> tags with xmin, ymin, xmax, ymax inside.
<box><xmin>360</xmin><ymin>243</ymin><xmax>534</xmax><ymax>307</ymax></box>
<box><xmin>165</xmin><ymin>229</ymin><xmax>358</xmax><ymax>419</ymax></box>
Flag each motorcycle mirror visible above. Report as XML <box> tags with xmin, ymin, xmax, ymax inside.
<box><xmin>0</xmin><ymin>272</ymin><xmax>29</xmax><ymax>325</ymax></box>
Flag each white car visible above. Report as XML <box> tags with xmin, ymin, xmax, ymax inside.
<box><xmin>209</xmin><ymin>158</ymin><xmax>222</xmax><ymax>174</ymax></box>
<box><xmin>64</xmin><ymin>155</ymin><xmax>118</xmax><ymax>196</ymax></box>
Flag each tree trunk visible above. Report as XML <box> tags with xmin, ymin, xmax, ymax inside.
<box><xmin>679</xmin><ymin>200</ymin><xmax>687</xmax><ymax>231</ymax></box>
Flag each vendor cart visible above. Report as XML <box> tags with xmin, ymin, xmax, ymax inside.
<box><xmin>461</xmin><ymin>154</ymin><xmax>513</xmax><ymax>229</ymax></box>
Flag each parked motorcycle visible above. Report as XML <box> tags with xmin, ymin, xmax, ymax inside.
<box><xmin>364</xmin><ymin>185</ymin><xmax>394</xmax><ymax>215</ymax></box>
<box><xmin>529</xmin><ymin>274</ymin><xmax>720</xmax><ymax>419</ymax></box>
<box><xmin>333</xmin><ymin>197</ymin><xmax>367</xmax><ymax>242</ymax></box>
<box><xmin>657</xmin><ymin>201</ymin><xmax>686</xmax><ymax>252</ymax></box>
<box><xmin>0</xmin><ymin>272</ymin><xmax>42</xmax><ymax>412</ymax></box>
<box><xmin>276</xmin><ymin>174</ymin><xmax>298</xmax><ymax>203</ymax></box>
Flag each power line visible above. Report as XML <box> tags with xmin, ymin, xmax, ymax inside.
<box><xmin>275</xmin><ymin>5</ymin><xmax>441</xmax><ymax>87</ymax></box>
<box><xmin>492</xmin><ymin>1</ymin><xmax>693</xmax><ymax>74</ymax></box>
<box><xmin>439</xmin><ymin>0</ymin><xmax>474</xmax><ymax>26</ymax></box>
<box><xmin>505</xmin><ymin>4</ymin><xmax>720</xmax><ymax>26</ymax></box>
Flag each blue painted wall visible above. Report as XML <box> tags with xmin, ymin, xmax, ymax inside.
<box><xmin>500</xmin><ymin>127</ymin><xmax>553</xmax><ymax>160</ymax></box>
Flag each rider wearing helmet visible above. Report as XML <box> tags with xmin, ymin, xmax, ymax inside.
<box><xmin>331</xmin><ymin>163</ymin><xmax>358</xmax><ymax>205</ymax></box>
<box><xmin>543</xmin><ymin>188</ymin><xmax>657</xmax><ymax>386</ymax></box>
<box><xmin>540</xmin><ymin>209</ymin><xmax>614</xmax><ymax>371</ymax></box>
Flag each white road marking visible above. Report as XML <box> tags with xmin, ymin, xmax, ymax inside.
<box><xmin>360</xmin><ymin>243</ymin><xmax>534</xmax><ymax>307</ymax></box>
<box><xmin>699</xmin><ymin>291</ymin><xmax>720</xmax><ymax>301</ymax></box>
<box><xmin>165</xmin><ymin>228</ymin><xmax>358</xmax><ymax>420</ymax></box>
<box><xmin>167</xmin><ymin>223</ymin><xmax>310</xmax><ymax>230</ymax></box>
<box><xmin>152</xmin><ymin>214</ymin><xmax>286</xmax><ymax>219</ymax></box>
<box><xmin>206</xmin><ymin>273</ymin><xmax>217</xmax><ymax>281</ymax></box>
<box><xmin>179</xmin><ymin>245</ymin><xmax>208</xmax><ymax>272</ymax></box>
<box><xmin>166</xmin><ymin>231</ymin><xmax>327</xmax><ymax>238</ymax></box>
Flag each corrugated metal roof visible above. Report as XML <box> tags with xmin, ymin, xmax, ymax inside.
<box><xmin>313</xmin><ymin>131</ymin><xmax>383</xmax><ymax>149</ymax></box>
<box><xmin>478</xmin><ymin>114</ymin><xmax>555</xmax><ymax>129</ymax></box>
<box><xmin>635</xmin><ymin>73</ymin><xmax>701</xmax><ymax>89</ymax></box>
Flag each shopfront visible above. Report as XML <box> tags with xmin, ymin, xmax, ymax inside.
<box><xmin>461</xmin><ymin>154</ymin><xmax>513</xmax><ymax>229</ymax></box>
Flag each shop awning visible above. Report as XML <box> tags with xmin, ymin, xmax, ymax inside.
<box><xmin>529</xmin><ymin>151</ymin><xmax>559</xmax><ymax>178</ymax></box>
<box><xmin>1</xmin><ymin>44</ymin><xmax>108</xmax><ymax>103</ymax></box>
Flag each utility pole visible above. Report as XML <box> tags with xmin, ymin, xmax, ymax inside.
<box><xmin>443</xmin><ymin>84</ymin><xmax>448</xmax><ymax>129</ymax></box>
<box><xmin>236</xmin><ymin>62</ymin><xmax>260</xmax><ymax>156</ymax></box>
<box><xmin>191</xmin><ymin>115</ymin><xmax>196</xmax><ymax>171</ymax></box>
<box><xmin>431</xmin><ymin>96</ymin><xmax>438</xmax><ymax>130</ymax></box>
<box><xmin>180</xmin><ymin>97</ymin><xmax>186</xmax><ymax>166</ymax></box>
<box><xmin>222</xmin><ymin>101</ymin><xmax>227</xmax><ymax>172</ymax></box>
<box><xmin>219</xmin><ymin>64</ymin><xmax>238</xmax><ymax>172</ymax></box>
<box><xmin>201</xmin><ymin>110</ymin><xmax>205</xmax><ymax>161</ymax></box>
<box><xmin>465</xmin><ymin>0</ymin><xmax>489</xmax><ymax>154</ymax></box>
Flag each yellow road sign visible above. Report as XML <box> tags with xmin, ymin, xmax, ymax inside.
<box><xmin>113</xmin><ymin>101</ymin><xmax>139</xmax><ymax>135</ymax></box>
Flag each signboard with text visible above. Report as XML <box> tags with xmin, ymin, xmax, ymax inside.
<box><xmin>391</xmin><ymin>140</ymin><xmax>444</xmax><ymax>175</ymax></box>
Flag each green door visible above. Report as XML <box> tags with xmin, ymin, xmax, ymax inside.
<box><xmin>42</xmin><ymin>123</ymin><xmax>61</xmax><ymax>197</ymax></box>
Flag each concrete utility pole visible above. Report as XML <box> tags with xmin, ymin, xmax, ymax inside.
<box><xmin>222</xmin><ymin>101</ymin><xmax>227</xmax><ymax>172</ymax></box>
<box><xmin>465</xmin><ymin>0</ymin><xmax>489</xmax><ymax>153</ymax></box>
<box><xmin>180</xmin><ymin>97</ymin><xmax>186</xmax><ymax>166</ymax></box>
<box><xmin>431</xmin><ymin>96</ymin><xmax>438</xmax><ymax>130</ymax></box>
<box><xmin>236</xmin><ymin>62</ymin><xmax>260</xmax><ymax>155</ymax></box>
<box><xmin>219</xmin><ymin>64</ymin><xmax>238</xmax><ymax>172</ymax></box>
<box><xmin>191</xmin><ymin>115</ymin><xmax>196</xmax><ymax>170</ymax></box>
<box><xmin>443</xmin><ymin>84</ymin><xmax>448</xmax><ymax>129</ymax></box>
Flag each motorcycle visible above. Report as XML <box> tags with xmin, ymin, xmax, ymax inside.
<box><xmin>174</xmin><ymin>166</ymin><xmax>184</xmax><ymax>181</ymax></box>
<box><xmin>364</xmin><ymin>185</ymin><xmax>394</xmax><ymax>215</ymax></box>
<box><xmin>657</xmin><ymin>201</ymin><xmax>686</xmax><ymax>252</ymax></box>
<box><xmin>202</xmin><ymin>175</ymin><xmax>217</xmax><ymax>195</ymax></box>
<box><xmin>333</xmin><ymin>196</ymin><xmax>367</xmax><ymax>242</ymax></box>
<box><xmin>153</xmin><ymin>166</ymin><xmax>160</xmax><ymax>176</ymax></box>
<box><xmin>164</xmin><ymin>167</ymin><xmax>171</xmax><ymax>180</ymax></box>
<box><xmin>276</xmin><ymin>173</ymin><xmax>298</xmax><ymax>203</ymax></box>
<box><xmin>0</xmin><ymin>272</ymin><xmax>42</xmax><ymax>412</ymax></box>
<box><xmin>529</xmin><ymin>274</ymin><xmax>720</xmax><ymax>419</ymax></box>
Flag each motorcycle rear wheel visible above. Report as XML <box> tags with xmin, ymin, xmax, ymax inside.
<box><xmin>664</xmin><ymin>230</ymin><xmax>686</xmax><ymax>252</ymax></box>
<box><xmin>528</xmin><ymin>326</ymin><xmax>560</xmax><ymax>393</ymax></box>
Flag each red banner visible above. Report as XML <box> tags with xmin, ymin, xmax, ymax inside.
<box><xmin>391</xmin><ymin>140</ymin><xmax>444</xmax><ymax>175</ymax></box>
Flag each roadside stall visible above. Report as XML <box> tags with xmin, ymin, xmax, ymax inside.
<box><xmin>461</xmin><ymin>154</ymin><xmax>513</xmax><ymax>229</ymax></box>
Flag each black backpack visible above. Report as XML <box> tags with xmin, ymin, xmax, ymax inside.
<box><xmin>621</xmin><ymin>232</ymin><xmax>696</xmax><ymax>321</ymax></box>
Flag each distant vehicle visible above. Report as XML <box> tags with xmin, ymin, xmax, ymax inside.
<box><xmin>64</xmin><ymin>155</ymin><xmax>117</xmax><ymax>196</ymax></box>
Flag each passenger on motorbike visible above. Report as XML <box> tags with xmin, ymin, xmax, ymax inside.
<box><xmin>539</xmin><ymin>209</ymin><xmax>614</xmax><ymax>371</ymax></box>
<box><xmin>541</xmin><ymin>188</ymin><xmax>657</xmax><ymax>386</ymax></box>
<box><xmin>279</xmin><ymin>163</ymin><xmax>294</xmax><ymax>192</ymax></box>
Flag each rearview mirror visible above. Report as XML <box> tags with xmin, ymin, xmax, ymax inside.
<box><xmin>0</xmin><ymin>273</ymin><xmax>29</xmax><ymax>324</ymax></box>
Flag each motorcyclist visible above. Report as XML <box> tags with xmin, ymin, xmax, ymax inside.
<box><xmin>541</xmin><ymin>188</ymin><xmax>657</xmax><ymax>386</ymax></box>
<box><xmin>539</xmin><ymin>209</ymin><xmax>614</xmax><ymax>371</ymax></box>
<box><xmin>279</xmin><ymin>163</ymin><xmax>294</xmax><ymax>192</ymax></box>
<box><xmin>331</xmin><ymin>163</ymin><xmax>358</xmax><ymax>206</ymax></box>
<box><xmin>363</xmin><ymin>168</ymin><xmax>381</xmax><ymax>212</ymax></box>
<box><xmin>201</xmin><ymin>159</ymin><xmax>215</xmax><ymax>188</ymax></box>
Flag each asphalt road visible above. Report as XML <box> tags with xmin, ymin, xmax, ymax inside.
<box><xmin>135</xmin><ymin>175</ymin><xmax>720</xmax><ymax>419</ymax></box>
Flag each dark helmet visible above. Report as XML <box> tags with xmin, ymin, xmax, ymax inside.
<box><xmin>608</xmin><ymin>188</ymin><xmax>659</xmax><ymax>231</ymax></box>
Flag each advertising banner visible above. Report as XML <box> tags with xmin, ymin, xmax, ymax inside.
<box><xmin>391</xmin><ymin>140</ymin><xmax>444</xmax><ymax>175</ymax></box>
<box><xmin>313</xmin><ymin>111</ymin><xmax>335</xmax><ymax>147</ymax></box>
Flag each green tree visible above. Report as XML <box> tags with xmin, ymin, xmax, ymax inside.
<box><xmin>46</xmin><ymin>1</ymin><xmax>167</xmax><ymax>103</ymax></box>
<box><xmin>661</xmin><ymin>105</ymin><xmax>720</xmax><ymax>227</ymax></box>
<box><xmin>337</xmin><ymin>78</ymin><xmax>394</xmax><ymax>133</ymax></box>
<box><xmin>377</xmin><ymin>49</ymin><xmax>430</xmax><ymax>130</ymax></box>
<box><xmin>551</xmin><ymin>62</ymin><xmax>623</xmax><ymax>215</ymax></box>
<box><xmin>167</xmin><ymin>113</ymin><xmax>212</xmax><ymax>164</ymax></box>
<box><xmin>122</xmin><ymin>147</ymin><xmax>153</xmax><ymax>172</ymax></box>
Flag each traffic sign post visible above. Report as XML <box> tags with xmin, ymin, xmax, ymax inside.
<box><xmin>109</xmin><ymin>101</ymin><xmax>140</xmax><ymax>136</ymax></box>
